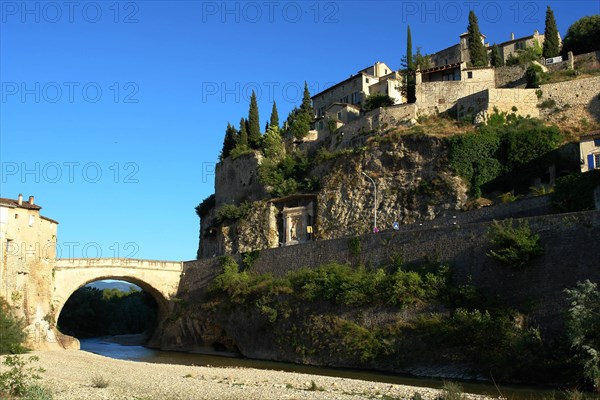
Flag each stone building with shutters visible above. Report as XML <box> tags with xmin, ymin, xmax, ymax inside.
<box><xmin>580</xmin><ymin>131</ymin><xmax>600</xmax><ymax>172</ymax></box>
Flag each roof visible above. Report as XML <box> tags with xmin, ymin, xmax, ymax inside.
<box><xmin>459</xmin><ymin>32</ymin><xmax>487</xmax><ymax>38</ymax></box>
<box><xmin>0</xmin><ymin>197</ymin><xmax>41</xmax><ymax>210</ymax></box>
<box><xmin>311</xmin><ymin>71</ymin><xmax>372</xmax><ymax>100</ymax></box>
<box><xmin>420</xmin><ymin>62</ymin><xmax>461</xmax><ymax>74</ymax></box>
<box><xmin>326</xmin><ymin>102</ymin><xmax>361</xmax><ymax>111</ymax></box>
<box><xmin>496</xmin><ymin>34</ymin><xmax>537</xmax><ymax>48</ymax></box>
<box><xmin>41</xmin><ymin>215</ymin><xmax>60</xmax><ymax>225</ymax></box>
<box><xmin>580</xmin><ymin>130</ymin><xmax>600</xmax><ymax>140</ymax></box>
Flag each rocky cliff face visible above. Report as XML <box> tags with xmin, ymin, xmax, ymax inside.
<box><xmin>198</xmin><ymin>133</ymin><xmax>468</xmax><ymax>257</ymax></box>
<box><xmin>315</xmin><ymin>135</ymin><xmax>468</xmax><ymax>239</ymax></box>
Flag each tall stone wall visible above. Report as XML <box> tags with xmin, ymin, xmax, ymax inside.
<box><xmin>495</xmin><ymin>65</ymin><xmax>527</xmax><ymax>88</ymax></box>
<box><xmin>182</xmin><ymin>209</ymin><xmax>600</xmax><ymax>335</ymax></box>
<box><xmin>416</xmin><ymin>78</ymin><xmax>496</xmax><ymax>116</ymax></box>
<box><xmin>214</xmin><ymin>152</ymin><xmax>267</xmax><ymax>207</ymax></box>
<box><xmin>539</xmin><ymin>76</ymin><xmax>600</xmax><ymax>124</ymax></box>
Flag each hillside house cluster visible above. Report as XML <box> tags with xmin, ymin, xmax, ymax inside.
<box><xmin>311</xmin><ymin>61</ymin><xmax>403</xmax><ymax>130</ymax></box>
<box><xmin>308</xmin><ymin>29</ymin><xmax>552</xmax><ymax>139</ymax></box>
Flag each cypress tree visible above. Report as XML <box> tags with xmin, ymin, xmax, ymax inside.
<box><xmin>467</xmin><ymin>10</ymin><xmax>488</xmax><ymax>67</ymax></box>
<box><xmin>239</xmin><ymin>117</ymin><xmax>248</xmax><ymax>146</ymax></box>
<box><xmin>406</xmin><ymin>25</ymin><xmax>413</xmax><ymax>70</ymax></box>
<box><xmin>288</xmin><ymin>83</ymin><xmax>314</xmax><ymax>140</ymax></box>
<box><xmin>543</xmin><ymin>6</ymin><xmax>560</xmax><ymax>58</ymax></box>
<box><xmin>221</xmin><ymin>123</ymin><xmax>238</xmax><ymax>160</ymax></box>
<box><xmin>300</xmin><ymin>82</ymin><xmax>314</xmax><ymax>118</ymax></box>
<box><xmin>248</xmin><ymin>90</ymin><xmax>261</xmax><ymax>149</ymax></box>
<box><xmin>490</xmin><ymin>44</ymin><xmax>504</xmax><ymax>67</ymax></box>
<box><xmin>270</xmin><ymin>101</ymin><xmax>280</xmax><ymax>130</ymax></box>
<box><xmin>406</xmin><ymin>25</ymin><xmax>416</xmax><ymax>103</ymax></box>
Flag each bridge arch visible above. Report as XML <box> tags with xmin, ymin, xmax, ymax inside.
<box><xmin>52</xmin><ymin>258</ymin><xmax>183</xmax><ymax>332</ymax></box>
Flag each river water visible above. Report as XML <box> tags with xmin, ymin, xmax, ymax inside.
<box><xmin>80</xmin><ymin>337</ymin><xmax>559</xmax><ymax>399</ymax></box>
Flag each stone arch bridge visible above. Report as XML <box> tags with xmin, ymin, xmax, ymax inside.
<box><xmin>28</xmin><ymin>258</ymin><xmax>184</xmax><ymax>350</ymax></box>
<box><xmin>52</xmin><ymin>258</ymin><xmax>184</xmax><ymax>321</ymax></box>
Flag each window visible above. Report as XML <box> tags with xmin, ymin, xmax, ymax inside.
<box><xmin>337</xmin><ymin>112</ymin><xmax>342</xmax><ymax>120</ymax></box>
<box><xmin>365</xmin><ymin>78</ymin><xmax>370</xmax><ymax>83</ymax></box>
<box><xmin>515</xmin><ymin>42</ymin><xmax>525</xmax><ymax>51</ymax></box>
<box><xmin>14</xmin><ymin>213</ymin><xmax>18</xmax><ymax>219</ymax></box>
<box><xmin>352</xmin><ymin>92</ymin><xmax>360</xmax><ymax>104</ymax></box>
<box><xmin>467</xmin><ymin>71</ymin><xmax>473</xmax><ymax>79</ymax></box>
<box><xmin>594</xmin><ymin>138</ymin><xmax>600</xmax><ymax>147</ymax></box>
<box><xmin>596</xmin><ymin>154</ymin><xmax>600</xmax><ymax>169</ymax></box>
<box><xmin>28</xmin><ymin>215</ymin><xmax>34</xmax><ymax>227</ymax></box>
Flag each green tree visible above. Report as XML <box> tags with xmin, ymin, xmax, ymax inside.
<box><xmin>221</xmin><ymin>122</ymin><xmax>238</xmax><ymax>160</ymax></box>
<box><xmin>565</xmin><ymin>280</ymin><xmax>600</xmax><ymax>391</ymax></box>
<box><xmin>467</xmin><ymin>11</ymin><xmax>488</xmax><ymax>67</ymax></box>
<box><xmin>270</xmin><ymin>101</ymin><xmax>280</xmax><ymax>130</ymax></box>
<box><xmin>300</xmin><ymin>81</ymin><xmax>314</xmax><ymax>119</ymax></box>
<box><xmin>525</xmin><ymin>64</ymin><xmax>543</xmax><ymax>88</ymax></box>
<box><xmin>562</xmin><ymin>15</ymin><xmax>600</xmax><ymax>56</ymax></box>
<box><xmin>487</xmin><ymin>219</ymin><xmax>543</xmax><ymax>268</ymax></box>
<box><xmin>238</xmin><ymin>117</ymin><xmax>248</xmax><ymax>146</ymax></box>
<box><xmin>406</xmin><ymin>24</ymin><xmax>413</xmax><ymax>70</ymax></box>
<box><xmin>542</xmin><ymin>6</ymin><xmax>560</xmax><ymax>58</ymax></box>
<box><xmin>405</xmin><ymin>25</ymin><xmax>416</xmax><ymax>103</ymax></box>
<box><xmin>248</xmin><ymin>91</ymin><xmax>261</xmax><ymax>149</ymax></box>
<box><xmin>0</xmin><ymin>298</ymin><xmax>26</xmax><ymax>355</ymax></box>
<box><xmin>363</xmin><ymin>93</ymin><xmax>395</xmax><ymax>111</ymax></box>
<box><xmin>287</xmin><ymin>82</ymin><xmax>314</xmax><ymax>139</ymax></box>
<box><xmin>262</xmin><ymin>126</ymin><xmax>285</xmax><ymax>160</ymax></box>
<box><xmin>490</xmin><ymin>44</ymin><xmax>504</xmax><ymax>67</ymax></box>
<box><xmin>414</xmin><ymin>47</ymin><xmax>432</xmax><ymax>70</ymax></box>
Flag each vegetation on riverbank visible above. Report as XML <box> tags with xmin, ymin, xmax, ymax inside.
<box><xmin>200</xmin><ymin>255</ymin><xmax>600</xmax><ymax>390</ymax></box>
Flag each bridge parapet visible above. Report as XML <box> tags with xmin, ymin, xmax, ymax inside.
<box><xmin>55</xmin><ymin>258</ymin><xmax>183</xmax><ymax>271</ymax></box>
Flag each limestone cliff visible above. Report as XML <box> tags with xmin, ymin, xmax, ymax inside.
<box><xmin>198</xmin><ymin>133</ymin><xmax>468</xmax><ymax>257</ymax></box>
<box><xmin>315</xmin><ymin>135</ymin><xmax>467</xmax><ymax>239</ymax></box>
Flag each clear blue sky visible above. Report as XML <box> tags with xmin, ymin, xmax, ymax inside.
<box><xmin>1</xmin><ymin>1</ymin><xmax>598</xmax><ymax>261</ymax></box>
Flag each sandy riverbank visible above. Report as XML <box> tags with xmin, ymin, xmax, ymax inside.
<box><xmin>11</xmin><ymin>350</ymin><xmax>495</xmax><ymax>400</ymax></box>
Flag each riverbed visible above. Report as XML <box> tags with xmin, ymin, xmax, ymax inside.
<box><xmin>75</xmin><ymin>337</ymin><xmax>558</xmax><ymax>400</ymax></box>
<box><xmin>18</xmin><ymin>349</ymin><xmax>490</xmax><ymax>400</ymax></box>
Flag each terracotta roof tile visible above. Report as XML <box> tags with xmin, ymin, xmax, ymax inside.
<box><xmin>0</xmin><ymin>197</ymin><xmax>41</xmax><ymax>210</ymax></box>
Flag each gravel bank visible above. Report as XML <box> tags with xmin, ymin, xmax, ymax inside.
<box><xmin>15</xmin><ymin>350</ymin><xmax>494</xmax><ymax>400</ymax></box>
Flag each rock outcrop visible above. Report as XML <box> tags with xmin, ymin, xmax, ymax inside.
<box><xmin>198</xmin><ymin>133</ymin><xmax>468</xmax><ymax>257</ymax></box>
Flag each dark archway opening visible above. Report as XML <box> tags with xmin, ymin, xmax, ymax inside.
<box><xmin>57</xmin><ymin>280</ymin><xmax>159</xmax><ymax>343</ymax></box>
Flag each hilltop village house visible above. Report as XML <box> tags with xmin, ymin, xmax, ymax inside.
<box><xmin>306</xmin><ymin>29</ymin><xmax>552</xmax><ymax>140</ymax></box>
<box><xmin>580</xmin><ymin>131</ymin><xmax>600</xmax><ymax>172</ymax></box>
<box><xmin>311</xmin><ymin>62</ymin><xmax>403</xmax><ymax>131</ymax></box>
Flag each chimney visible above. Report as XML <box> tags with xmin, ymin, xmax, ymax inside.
<box><xmin>17</xmin><ymin>194</ymin><xmax>23</xmax><ymax>205</ymax></box>
<box><xmin>28</xmin><ymin>196</ymin><xmax>35</xmax><ymax>205</ymax></box>
<box><xmin>510</xmin><ymin>32</ymin><xmax>515</xmax><ymax>40</ymax></box>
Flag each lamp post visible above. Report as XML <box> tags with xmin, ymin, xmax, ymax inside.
<box><xmin>361</xmin><ymin>171</ymin><xmax>377</xmax><ymax>232</ymax></box>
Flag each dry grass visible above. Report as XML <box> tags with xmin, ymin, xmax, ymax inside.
<box><xmin>379</xmin><ymin>114</ymin><xmax>477</xmax><ymax>140</ymax></box>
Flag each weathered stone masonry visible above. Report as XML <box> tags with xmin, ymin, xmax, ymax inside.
<box><xmin>179</xmin><ymin>209</ymin><xmax>600</xmax><ymax>337</ymax></box>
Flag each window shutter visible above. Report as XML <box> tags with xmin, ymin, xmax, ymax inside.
<box><xmin>588</xmin><ymin>154</ymin><xmax>595</xmax><ymax>170</ymax></box>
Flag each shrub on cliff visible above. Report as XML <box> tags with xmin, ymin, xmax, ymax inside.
<box><xmin>0</xmin><ymin>298</ymin><xmax>26</xmax><ymax>355</ymax></box>
<box><xmin>525</xmin><ymin>64</ymin><xmax>544</xmax><ymax>88</ymax></box>
<box><xmin>448</xmin><ymin>117</ymin><xmax>563</xmax><ymax>196</ymax></box>
<box><xmin>552</xmin><ymin>170</ymin><xmax>600</xmax><ymax>212</ymax></box>
<box><xmin>363</xmin><ymin>93</ymin><xmax>395</xmax><ymax>111</ymax></box>
<box><xmin>487</xmin><ymin>219</ymin><xmax>543</xmax><ymax>268</ymax></box>
<box><xmin>565</xmin><ymin>280</ymin><xmax>600</xmax><ymax>391</ymax></box>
